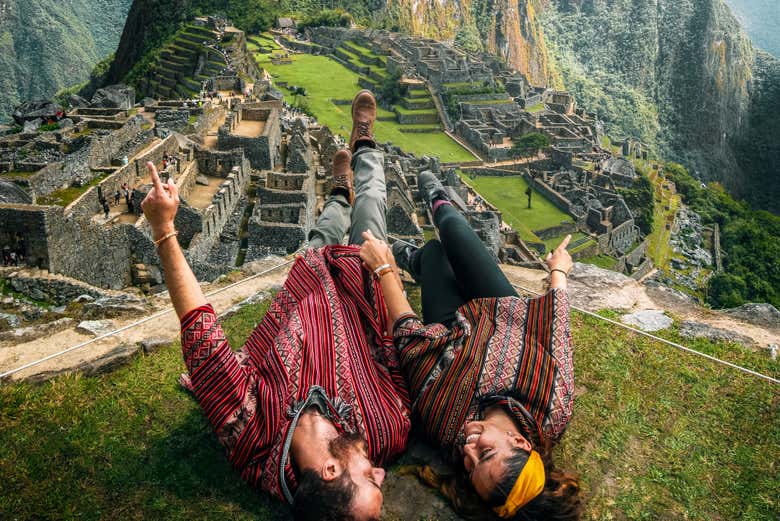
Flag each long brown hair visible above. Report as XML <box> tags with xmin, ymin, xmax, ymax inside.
<box><xmin>407</xmin><ymin>435</ymin><xmax>582</xmax><ymax>521</ymax></box>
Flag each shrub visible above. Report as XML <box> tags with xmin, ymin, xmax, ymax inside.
<box><xmin>39</xmin><ymin>123</ymin><xmax>61</xmax><ymax>132</ymax></box>
<box><xmin>297</xmin><ymin>8</ymin><xmax>353</xmax><ymax>31</ymax></box>
<box><xmin>511</xmin><ymin>132</ymin><xmax>551</xmax><ymax>157</ymax></box>
<box><xmin>377</xmin><ymin>69</ymin><xmax>407</xmax><ymax>105</ymax></box>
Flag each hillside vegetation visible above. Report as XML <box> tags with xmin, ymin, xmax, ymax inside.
<box><xmin>0</xmin><ymin>287</ymin><xmax>776</xmax><ymax>519</ymax></box>
<box><xmin>0</xmin><ymin>0</ymin><xmax>132</xmax><ymax>122</ymax></box>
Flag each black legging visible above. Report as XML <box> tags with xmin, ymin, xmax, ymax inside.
<box><xmin>409</xmin><ymin>204</ymin><xmax>517</xmax><ymax>325</ymax></box>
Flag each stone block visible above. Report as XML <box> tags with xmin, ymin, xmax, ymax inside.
<box><xmin>139</xmin><ymin>336</ymin><xmax>171</xmax><ymax>354</ymax></box>
<box><xmin>678</xmin><ymin>321</ymin><xmax>754</xmax><ymax>346</ymax></box>
<box><xmin>620</xmin><ymin>310</ymin><xmax>673</xmax><ymax>332</ymax></box>
<box><xmin>91</xmin><ymin>84</ymin><xmax>135</xmax><ymax>110</ymax></box>
<box><xmin>76</xmin><ymin>319</ymin><xmax>117</xmax><ymax>336</ymax></box>
<box><xmin>82</xmin><ymin>343</ymin><xmax>141</xmax><ymax>376</ymax></box>
<box><xmin>0</xmin><ymin>317</ymin><xmax>74</xmax><ymax>344</ymax></box>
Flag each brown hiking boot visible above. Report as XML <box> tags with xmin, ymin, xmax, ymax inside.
<box><xmin>331</xmin><ymin>149</ymin><xmax>354</xmax><ymax>205</ymax></box>
<box><xmin>349</xmin><ymin>90</ymin><xmax>377</xmax><ymax>152</ymax></box>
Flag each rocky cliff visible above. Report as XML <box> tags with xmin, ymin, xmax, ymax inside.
<box><xmin>385</xmin><ymin>0</ymin><xmax>555</xmax><ymax>86</ymax></box>
<box><xmin>0</xmin><ymin>0</ymin><xmax>132</xmax><ymax>122</ymax></box>
<box><xmin>540</xmin><ymin>0</ymin><xmax>779</xmax><ymax>211</ymax></box>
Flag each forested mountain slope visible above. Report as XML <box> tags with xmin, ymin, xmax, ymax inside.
<box><xmin>0</xmin><ymin>0</ymin><xmax>132</xmax><ymax>122</ymax></box>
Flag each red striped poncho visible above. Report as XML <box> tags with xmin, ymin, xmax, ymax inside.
<box><xmin>394</xmin><ymin>290</ymin><xmax>574</xmax><ymax>448</ymax></box>
<box><xmin>179</xmin><ymin>246</ymin><xmax>411</xmax><ymax>503</ymax></box>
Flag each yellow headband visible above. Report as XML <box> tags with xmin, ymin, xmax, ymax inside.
<box><xmin>493</xmin><ymin>450</ymin><xmax>546</xmax><ymax>519</ymax></box>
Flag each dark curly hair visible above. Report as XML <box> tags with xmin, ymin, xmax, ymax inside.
<box><xmin>291</xmin><ymin>431</ymin><xmax>366</xmax><ymax>521</ymax></box>
<box><xmin>292</xmin><ymin>467</ymin><xmax>357</xmax><ymax>521</ymax></box>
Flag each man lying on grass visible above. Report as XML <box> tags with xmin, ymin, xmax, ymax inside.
<box><xmin>140</xmin><ymin>90</ymin><xmax>410</xmax><ymax>521</ymax></box>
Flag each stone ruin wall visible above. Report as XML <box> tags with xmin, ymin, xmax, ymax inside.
<box><xmin>217</xmin><ymin>104</ymin><xmax>281</xmax><ymax>169</ymax></box>
<box><xmin>1</xmin><ymin>116</ymin><xmax>150</xmax><ymax>202</ymax></box>
<box><xmin>64</xmin><ymin>135</ymin><xmax>181</xmax><ymax>222</ymax></box>
<box><xmin>185</xmin><ymin>150</ymin><xmax>252</xmax><ymax>264</ymax></box>
<box><xmin>0</xmin><ymin>203</ymin><xmax>157</xmax><ymax>289</ymax></box>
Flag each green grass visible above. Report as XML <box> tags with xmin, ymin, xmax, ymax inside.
<box><xmin>543</xmin><ymin>232</ymin><xmax>591</xmax><ymax>253</ymax></box>
<box><xmin>0</xmin><ymin>287</ymin><xmax>776</xmax><ymax>519</ymax></box>
<box><xmin>526</xmin><ymin>102</ymin><xmax>545</xmax><ymax>113</ymax></box>
<box><xmin>392</xmin><ymin>105</ymin><xmax>437</xmax><ymax>116</ymax></box>
<box><xmin>580</xmin><ymin>254</ymin><xmax>619</xmax><ymax>270</ymax></box>
<box><xmin>36</xmin><ymin>173</ymin><xmax>110</xmax><ymax>207</ymax></box>
<box><xmin>458</xmin><ymin>173</ymin><xmax>574</xmax><ymax>246</ymax></box>
<box><xmin>254</xmin><ymin>37</ymin><xmax>475</xmax><ymax>163</ymax></box>
<box><xmin>646</xmin><ymin>165</ymin><xmax>680</xmax><ymax>269</ymax></box>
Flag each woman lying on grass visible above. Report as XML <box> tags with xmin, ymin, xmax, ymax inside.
<box><xmin>359</xmin><ymin>171</ymin><xmax>581</xmax><ymax>520</ymax></box>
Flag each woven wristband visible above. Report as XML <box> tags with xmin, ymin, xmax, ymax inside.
<box><xmin>550</xmin><ymin>268</ymin><xmax>569</xmax><ymax>277</ymax></box>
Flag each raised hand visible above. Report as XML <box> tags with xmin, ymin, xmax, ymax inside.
<box><xmin>140</xmin><ymin>161</ymin><xmax>179</xmax><ymax>239</ymax></box>
<box><xmin>545</xmin><ymin>235</ymin><xmax>572</xmax><ymax>290</ymax></box>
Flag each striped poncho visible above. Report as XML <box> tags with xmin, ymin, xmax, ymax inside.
<box><xmin>394</xmin><ymin>289</ymin><xmax>574</xmax><ymax>448</ymax></box>
<box><xmin>180</xmin><ymin>246</ymin><xmax>411</xmax><ymax>503</ymax></box>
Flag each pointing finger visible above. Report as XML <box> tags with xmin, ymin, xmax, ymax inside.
<box><xmin>558</xmin><ymin>234</ymin><xmax>572</xmax><ymax>251</ymax></box>
<box><xmin>147</xmin><ymin>161</ymin><xmax>164</xmax><ymax>193</ymax></box>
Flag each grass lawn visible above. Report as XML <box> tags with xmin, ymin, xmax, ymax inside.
<box><xmin>255</xmin><ymin>41</ymin><xmax>475</xmax><ymax>163</ymax></box>
<box><xmin>579</xmin><ymin>254</ymin><xmax>618</xmax><ymax>270</ymax></box>
<box><xmin>0</xmin><ymin>287</ymin><xmax>777</xmax><ymax>519</ymax></box>
<box><xmin>646</xmin><ymin>166</ymin><xmax>681</xmax><ymax>269</ymax></box>
<box><xmin>526</xmin><ymin>102</ymin><xmax>546</xmax><ymax>113</ymax></box>
<box><xmin>458</xmin><ymin>173</ymin><xmax>574</xmax><ymax>245</ymax></box>
<box><xmin>36</xmin><ymin>173</ymin><xmax>110</xmax><ymax>207</ymax></box>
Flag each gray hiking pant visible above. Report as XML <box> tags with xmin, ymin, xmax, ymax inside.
<box><xmin>308</xmin><ymin>147</ymin><xmax>386</xmax><ymax>247</ymax></box>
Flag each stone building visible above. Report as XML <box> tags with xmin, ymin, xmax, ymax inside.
<box><xmin>217</xmin><ymin>100</ymin><xmax>282</xmax><ymax>169</ymax></box>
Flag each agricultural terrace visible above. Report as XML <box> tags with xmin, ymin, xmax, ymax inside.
<box><xmin>250</xmin><ymin>33</ymin><xmax>476</xmax><ymax>163</ymax></box>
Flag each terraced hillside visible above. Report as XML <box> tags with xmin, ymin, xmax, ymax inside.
<box><xmin>440</xmin><ymin>81</ymin><xmax>516</xmax><ymax>120</ymax></box>
<box><xmin>133</xmin><ymin>24</ymin><xmax>227</xmax><ymax>100</ymax></box>
<box><xmin>253</xmin><ymin>33</ymin><xmax>475</xmax><ymax>163</ymax></box>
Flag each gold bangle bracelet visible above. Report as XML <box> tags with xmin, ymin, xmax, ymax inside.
<box><xmin>154</xmin><ymin>230</ymin><xmax>179</xmax><ymax>247</ymax></box>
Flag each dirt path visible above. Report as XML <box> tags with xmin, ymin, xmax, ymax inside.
<box><xmin>2</xmin><ymin>261</ymin><xmax>775</xmax><ymax>383</ymax></box>
<box><xmin>0</xmin><ymin>262</ymin><xmax>292</xmax><ymax>382</ymax></box>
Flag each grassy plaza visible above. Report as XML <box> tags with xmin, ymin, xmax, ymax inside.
<box><xmin>252</xmin><ymin>35</ymin><xmax>476</xmax><ymax>163</ymax></box>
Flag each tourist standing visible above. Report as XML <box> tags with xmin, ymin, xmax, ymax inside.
<box><xmin>102</xmin><ymin>199</ymin><xmax>110</xmax><ymax>220</ymax></box>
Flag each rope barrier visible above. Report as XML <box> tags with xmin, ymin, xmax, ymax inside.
<box><xmin>388</xmin><ymin>235</ymin><xmax>779</xmax><ymax>385</ymax></box>
<box><xmin>2</xmin><ymin>237</ymin><xmax>777</xmax><ymax>385</ymax></box>
<box><xmin>0</xmin><ymin>255</ymin><xmax>297</xmax><ymax>380</ymax></box>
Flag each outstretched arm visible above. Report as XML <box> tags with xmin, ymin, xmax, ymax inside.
<box><xmin>142</xmin><ymin>161</ymin><xmax>261</xmax><ymax>461</ymax></box>
<box><xmin>140</xmin><ymin>161</ymin><xmax>207</xmax><ymax>319</ymax></box>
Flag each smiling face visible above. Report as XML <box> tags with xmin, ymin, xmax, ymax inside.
<box><xmin>461</xmin><ymin>420</ymin><xmax>532</xmax><ymax>501</ymax></box>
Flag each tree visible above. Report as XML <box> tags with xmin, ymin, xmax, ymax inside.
<box><xmin>454</xmin><ymin>25</ymin><xmax>483</xmax><ymax>54</ymax></box>
<box><xmin>618</xmin><ymin>174</ymin><xmax>654</xmax><ymax>235</ymax></box>
<box><xmin>377</xmin><ymin>69</ymin><xmax>407</xmax><ymax>105</ymax></box>
<box><xmin>511</xmin><ymin>133</ymin><xmax>552</xmax><ymax>158</ymax></box>
<box><xmin>707</xmin><ymin>273</ymin><xmax>747</xmax><ymax>309</ymax></box>
<box><xmin>297</xmin><ymin>8</ymin><xmax>353</xmax><ymax>30</ymax></box>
